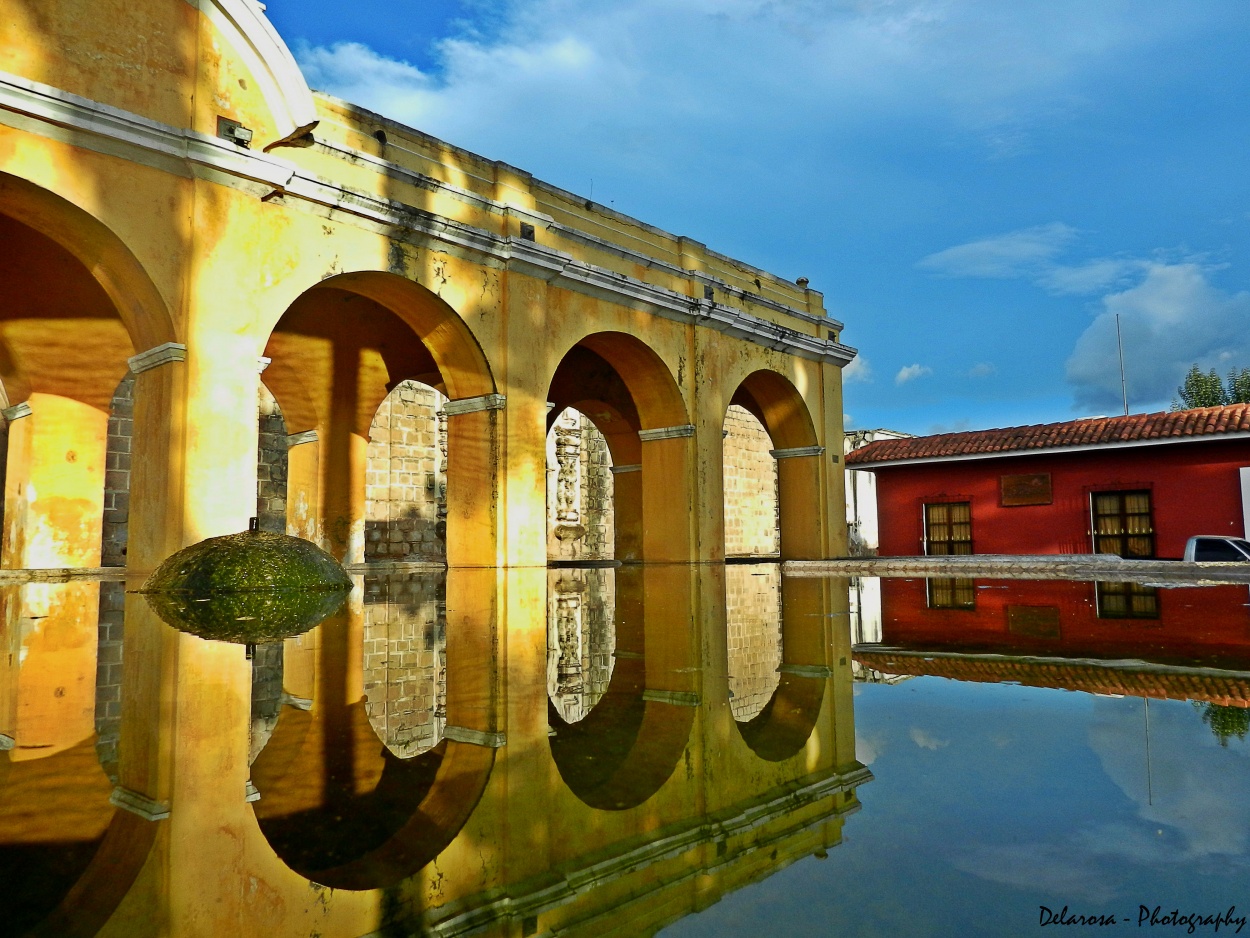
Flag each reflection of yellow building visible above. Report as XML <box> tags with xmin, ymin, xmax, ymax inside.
<box><xmin>0</xmin><ymin>568</ymin><xmax>869</xmax><ymax>936</ymax></box>
<box><xmin>0</xmin><ymin>0</ymin><xmax>854</xmax><ymax>580</ymax></box>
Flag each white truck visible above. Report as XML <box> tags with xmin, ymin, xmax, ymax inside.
<box><xmin>1184</xmin><ymin>535</ymin><xmax>1250</xmax><ymax>562</ymax></box>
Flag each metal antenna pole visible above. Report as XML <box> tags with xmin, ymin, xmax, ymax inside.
<box><xmin>1116</xmin><ymin>314</ymin><xmax>1129</xmax><ymax>417</ymax></box>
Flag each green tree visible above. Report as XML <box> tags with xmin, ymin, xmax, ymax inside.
<box><xmin>1173</xmin><ymin>365</ymin><xmax>1227</xmax><ymax>410</ymax></box>
<box><xmin>1226</xmin><ymin>367</ymin><xmax>1250</xmax><ymax>404</ymax></box>
<box><xmin>1193</xmin><ymin>701</ymin><xmax>1250</xmax><ymax>747</ymax></box>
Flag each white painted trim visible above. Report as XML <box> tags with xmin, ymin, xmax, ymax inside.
<box><xmin>443</xmin><ymin>725</ymin><xmax>506</xmax><ymax>748</ymax></box>
<box><xmin>1</xmin><ymin>402</ymin><xmax>31</xmax><ymax>422</ymax></box>
<box><xmin>257</xmin><ymin>356</ymin><xmax>271</xmax><ymax>373</ymax></box>
<box><xmin>0</xmin><ymin>73</ymin><xmax>857</xmax><ymax>366</ymax></box>
<box><xmin>1240</xmin><ymin>468</ymin><xmax>1250</xmax><ymax>539</ymax></box>
<box><xmin>286</xmin><ymin>429</ymin><xmax>318</xmax><ymax>447</ymax></box>
<box><xmin>610</xmin><ymin>463</ymin><xmax>642</xmax><ymax>474</ymax></box>
<box><xmin>245</xmin><ymin>781</ymin><xmax>261</xmax><ymax>803</ymax></box>
<box><xmin>642</xmin><ymin>689</ymin><xmax>701</xmax><ymax>707</ymax></box>
<box><xmin>639</xmin><ymin>425</ymin><xmax>696</xmax><ymax>442</ymax></box>
<box><xmin>779</xmin><ymin>663</ymin><xmax>833</xmax><ymax>678</ymax></box>
<box><xmin>110</xmin><ymin>786</ymin><xmax>171</xmax><ymax>821</ymax></box>
<box><xmin>184</xmin><ymin>0</ymin><xmax>318</xmax><ymax>148</ymax></box>
<box><xmin>849</xmin><ymin>430</ymin><xmax>1250</xmax><ymax>469</ymax></box>
<box><xmin>443</xmin><ymin>393</ymin><xmax>506</xmax><ymax>416</ymax></box>
<box><xmin>128</xmin><ymin>342</ymin><xmax>187</xmax><ymax>374</ymax></box>
<box><xmin>770</xmin><ymin>445</ymin><xmax>826</xmax><ymax>459</ymax></box>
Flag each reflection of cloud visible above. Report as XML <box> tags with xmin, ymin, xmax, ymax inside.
<box><xmin>909</xmin><ymin>727</ymin><xmax>949</xmax><ymax>750</ymax></box>
<box><xmin>896</xmin><ymin>364</ymin><xmax>932</xmax><ymax>385</ymax></box>
<box><xmin>856</xmin><ymin>732</ymin><xmax>882</xmax><ymax>765</ymax></box>
<box><xmin>1087</xmin><ymin>699</ymin><xmax>1250</xmax><ymax>859</ymax></box>
<box><xmin>952</xmin><ymin>844</ymin><xmax>1120</xmax><ymax>904</ymax></box>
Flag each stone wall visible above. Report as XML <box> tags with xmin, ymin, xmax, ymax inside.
<box><xmin>94</xmin><ymin>580</ymin><xmax>125</xmax><ymax>779</ymax></box>
<box><xmin>723</xmin><ymin>405</ymin><xmax>779</xmax><ymax>558</ymax></box>
<box><xmin>545</xmin><ymin>408</ymin><xmax>614</xmax><ymax>561</ymax></box>
<box><xmin>255</xmin><ymin>385</ymin><xmax>289</xmax><ymax>534</ymax></box>
<box><xmin>361</xmin><ymin>573</ymin><xmax>447</xmax><ymax>757</ymax></box>
<box><xmin>725</xmin><ymin>563</ymin><xmax>782</xmax><ymax>722</ymax></box>
<box><xmin>547</xmin><ymin>568</ymin><xmax>616</xmax><ymax>723</ymax></box>
<box><xmin>101</xmin><ymin>375</ymin><xmax>134</xmax><ymax>567</ymax></box>
<box><xmin>365</xmin><ymin>381</ymin><xmax>448</xmax><ymax>562</ymax></box>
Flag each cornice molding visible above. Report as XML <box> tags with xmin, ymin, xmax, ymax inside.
<box><xmin>0</xmin><ymin>72</ymin><xmax>858</xmax><ymax>367</ymax></box>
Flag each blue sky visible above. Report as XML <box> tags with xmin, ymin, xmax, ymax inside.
<box><xmin>264</xmin><ymin>1</ymin><xmax>1250</xmax><ymax>436</ymax></box>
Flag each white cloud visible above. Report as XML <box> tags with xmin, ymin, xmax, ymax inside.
<box><xmin>895</xmin><ymin>363</ymin><xmax>932</xmax><ymax>385</ymax></box>
<box><xmin>1065</xmin><ymin>262</ymin><xmax>1250</xmax><ymax>412</ymax></box>
<box><xmin>909</xmin><ymin>727</ymin><xmax>949</xmax><ymax>750</ymax></box>
<box><xmin>918</xmin><ymin>222</ymin><xmax>1077</xmax><ymax>279</ymax></box>
<box><xmin>289</xmin><ymin>0</ymin><xmax>1211</xmax><ymax>183</ymax></box>
<box><xmin>843</xmin><ymin>355</ymin><xmax>872</xmax><ymax>383</ymax></box>
<box><xmin>968</xmin><ymin>362</ymin><xmax>997</xmax><ymax>378</ymax></box>
<box><xmin>844</xmin><ymin>412</ymin><xmax>855</xmax><ymax>428</ymax></box>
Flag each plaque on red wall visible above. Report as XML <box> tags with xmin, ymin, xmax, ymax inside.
<box><xmin>1000</xmin><ymin>472</ymin><xmax>1052</xmax><ymax>506</ymax></box>
<box><xmin>1006</xmin><ymin>604</ymin><xmax>1061</xmax><ymax>639</ymax></box>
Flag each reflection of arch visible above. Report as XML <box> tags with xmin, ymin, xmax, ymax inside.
<box><xmin>261</xmin><ymin>272</ymin><xmax>497</xmax><ymax>564</ymax></box>
<box><xmin>732</xmin><ymin>575</ymin><xmax>828</xmax><ymax>762</ymax></box>
<box><xmin>0</xmin><ymin>738</ymin><xmax>153</xmax><ymax>937</ymax></box>
<box><xmin>251</xmin><ymin>570</ymin><xmax>498</xmax><ymax>889</ymax></box>
<box><xmin>728</xmin><ymin>371</ymin><xmax>823</xmax><ymax>560</ymax></box>
<box><xmin>549</xmin><ymin>567</ymin><xmax>696</xmax><ymax>810</ymax></box>
<box><xmin>547</xmin><ymin>333</ymin><xmax>691</xmax><ymax>563</ymax></box>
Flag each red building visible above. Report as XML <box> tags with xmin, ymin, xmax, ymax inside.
<box><xmin>846</xmin><ymin>405</ymin><xmax>1250</xmax><ymax>560</ymax></box>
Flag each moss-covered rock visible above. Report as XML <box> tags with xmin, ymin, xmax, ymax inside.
<box><xmin>138</xmin><ymin>529</ymin><xmax>353</xmax><ymax>643</ymax></box>
<box><xmin>142</xmin><ymin>530</ymin><xmax>352</xmax><ymax>594</ymax></box>
<box><xmin>142</xmin><ymin>588</ymin><xmax>348</xmax><ymax>644</ymax></box>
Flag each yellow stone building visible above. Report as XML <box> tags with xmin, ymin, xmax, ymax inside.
<box><xmin>0</xmin><ymin>4</ymin><xmax>867</xmax><ymax>935</ymax></box>
<box><xmin>0</xmin><ymin>0</ymin><xmax>854</xmax><ymax>576</ymax></box>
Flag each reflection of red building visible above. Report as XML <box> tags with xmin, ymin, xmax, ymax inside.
<box><xmin>846</xmin><ymin>405</ymin><xmax>1250</xmax><ymax>559</ymax></box>
<box><xmin>874</xmin><ymin>578</ymin><xmax>1250</xmax><ymax>668</ymax></box>
<box><xmin>854</xmin><ymin>578</ymin><xmax>1250</xmax><ymax>704</ymax></box>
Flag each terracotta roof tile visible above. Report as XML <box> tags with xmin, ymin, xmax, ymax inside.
<box><xmin>846</xmin><ymin>404</ymin><xmax>1250</xmax><ymax>465</ymax></box>
<box><xmin>853</xmin><ymin>650</ymin><xmax>1250</xmax><ymax>706</ymax></box>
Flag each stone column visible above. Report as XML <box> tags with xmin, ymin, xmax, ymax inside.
<box><xmin>639</xmin><ymin>425</ymin><xmax>696</xmax><ymax>563</ymax></box>
<box><xmin>775</xmin><ymin>446</ymin><xmax>825</xmax><ymax>560</ymax></box>
<box><xmin>444</xmin><ymin>393</ymin><xmax>506</xmax><ymax>567</ymax></box>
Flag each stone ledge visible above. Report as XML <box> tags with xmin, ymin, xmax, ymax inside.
<box><xmin>785</xmin><ymin>554</ymin><xmax>1250</xmax><ymax>585</ymax></box>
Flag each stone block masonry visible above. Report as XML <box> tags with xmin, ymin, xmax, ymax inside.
<box><xmin>725</xmin><ymin>563</ymin><xmax>783</xmax><ymax>721</ymax></box>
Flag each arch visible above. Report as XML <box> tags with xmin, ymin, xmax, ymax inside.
<box><xmin>731</xmin><ymin>574</ymin><xmax>828</xmax><ymax>762</ymax></box>
<box><xmin>0</xmin><ymin>172</ymin><xmax>176</xmax><ymax>354</ymax></box>
<box><xmin>548</xmin><ymin>567</ymin><xmax>696</xmax><ymax>810</ymax></box>
<box><xmin>547</xmin><ymin>333</ymin><xmax>692</xmax><ymax>563</ymax></box>
<box><xmin>726</xmin><ymin>370</ymin><xmax>824</xmax><ymax>560</ymax></box>
<box><xmin>307</xmin><ymin>272</ymin><xmax>495</xmax><ymax>401</ymax></box>
<box><xmin>261</xmin><ymin>272</ymin><xmax>498</xmax><ymax>564</ymax></box>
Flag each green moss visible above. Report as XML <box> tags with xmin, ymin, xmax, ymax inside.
<box><xmin>142</xmin><ymin>588</ymin><xmax>348</xmax><ymax>643</ymax></box>
<box><xmin>138</xmin><ymin>530</ymin><xmax>353</xmax><ymax>643</ymax></box>
<box><xmin>142</xmin><ymin>530</ymin><xmax>352</xmax><ymax>594</ymax></box>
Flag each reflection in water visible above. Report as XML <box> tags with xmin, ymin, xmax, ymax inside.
<box><xmin>725</xmin><ymin>564</ymin><xmax>782</xmax><ymax>722</ymax></box>
<box><xmin>546</xmin><ymin>569</ymin><xmax>616</xmax><ymax>724</ymax></box>
<box><xmin>0</xmin><ymin>566</ymin><xmax>865</xmax><ymax>935</ymax></box>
